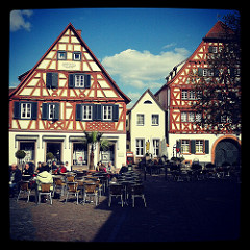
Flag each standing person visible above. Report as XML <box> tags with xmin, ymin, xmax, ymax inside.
<box><xmin>9</xmin><ymin>164</ymin><xmax>22</xmax><ymax>197</ymax></box>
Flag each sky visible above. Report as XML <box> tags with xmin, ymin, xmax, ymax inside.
<box><xmin>9</xmin><ymin>8</ymin><xmax>237</xmax><ymax>107</ymax></box>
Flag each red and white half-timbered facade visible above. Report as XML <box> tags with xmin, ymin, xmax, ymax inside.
<box><xmin>155</xmin><ymin>21</ymin><xmax>241</xmax><ymax>167</ymax></box>
<box><xmin>9</xmin><ymin>23</ymin><xmax>130</xmax><ymax>169</ymax></box>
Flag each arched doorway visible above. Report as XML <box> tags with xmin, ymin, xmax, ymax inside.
<box><xmin>215</xmin><ymin>139</ymin><xmax>241</xmax><ymax>167</ymax></box>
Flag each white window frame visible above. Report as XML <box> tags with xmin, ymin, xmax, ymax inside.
<box><xmin>21</xmin><ymin>103</ymin><xmax>31</xmax><ymax>119</ymax></box>
<box><xmin>48</xmin><ymin>104</ymin><xmax>56</xmax><ymax>120</ymax></box>
<box><xmin>189</xmin><ymin>91</ymin><xmax>196</xmax><ymax>100</ymax></box>
<box><xmin>181</xmin><ymin>140</ymin><xmax>190</xmax><ymax>154</ymax></box>
<box><xmin>181</xmin><ymin>90</ymin><xmax>188</xmax><ymax>100</ymax></box>
<box><xmin>135</xmin><ymin>139</ymin><xmax>145</xmax><ymax>156</ymax></box>
<box><xmin>136</xmin><ymin>114</ymin><xmax>145</xmax><ymax>126</ymax></box>
<box><xmin>73</xmin><ymin>52</ymin><xmax>81</xmax><ymax>61</ymax></box>
<box><xmin>151</xmin><ymin>114</ymin><xmax>159</xmax><ymax>126</ymax></box>
<box><xmin>74</xmin><ymin>75</ymin><xmax>84</xmax><ymax>87</ymax></box>
<box><xmin>82</xmin><ymin>105</ymin><xmax>93</xmax><ymax>121</ymax></box>
<box><xmin>181</xmin><ymin>111</ymin><xmax>187</xmax><ymax>122</ymax></box>
<box><xmin>103</xmin><ymin>105</ymin><xmax>112</xmax><ymax>121</ymax></box>
<box><xmin>196</xmin><ymin>140</ymin><xmax>204</xmax><ymax>153</ymax></box>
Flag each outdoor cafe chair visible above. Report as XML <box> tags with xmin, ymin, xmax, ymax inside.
<box><xmin>83</xmin><ymin>183</ymin><xmax>98</xmax><ymax>206</ymax></box>
<box><xmin>17</xmin><ymin>181</ymin><xmax>31</xmax><ymax>203</ymax></box>
<box><xmin>53</xmin><ymin>177</ymin><xmax>67</xmax><ymax>197</ymax></box>
<box><xmin>66</xmin><ymin>182</ymin><xmax>80</xmax><ymax>204</ymax></box>
<box><xmin>66</xmin><ymin>175</ymin><xmax>75</xmax><ymax>182</ymax></box>
<box><xmin>108</xmin><ymin>184</ymin><xmax>124</xmax><ymax>207</ymax></box>
<box><xmin>39</xmin><ymin>183</ymin><xmax>53</xmax><ymax>205</ymax></box>
<box><xmin>130</xmin><ymin>184</ymin><xmax>147</xmax><ymax>207</ymax></box>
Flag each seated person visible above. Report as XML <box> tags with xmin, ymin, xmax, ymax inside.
<box><xmin>9</xmin><ymin>164</ymin><xmax>22</xmax><ymax>197</ymax></box>
<box><xmin>36</xmin><ymin>163</ymin><xmax>43</xmax><ymax>173</ymax></box>
<box><xmin>59</xmin><ymin>165</ymin><xmax>67</xmax><ymax>173</ymax></box>
<box><xmin>51</xmin><ymin>161</ymin><xmax>58</xmax><ymax>172</ymax></box>
<box><xmin>22</xmin><ymin>163</ymin><xmax>33</xmax><ymax>180</ymax></box>
<box><xmin>119</xmin><ymin>164</ymin><xmax>128</xmax><ymax>174</ymax></box>
<box><xmin>36</xmin><ymin>170</ymin><xmax>53</xmax><ymax>192</ymax></box>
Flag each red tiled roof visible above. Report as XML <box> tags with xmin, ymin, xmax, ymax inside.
<box><xmin>204</xmin><ymin>21</ymin><xmax>234</xmax><ymax>39</ymax></box>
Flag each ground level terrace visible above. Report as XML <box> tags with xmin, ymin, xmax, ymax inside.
<box><xmin>9</xmin><ymin>131</ymin><xmax>127</xmax><ymax>169</ymax></box>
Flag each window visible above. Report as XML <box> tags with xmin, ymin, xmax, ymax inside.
<box><xmin>21</xmin><ymin>103</ymin><xmax>31</xmax><ymax>119</ymax></box>
<box><xmin>14</xmin><ymin>102</ymin><xmax>37</xmax><ymax>120</ymax></box>
<box><xmin>189</xmin><ymin>112</ymin><xmax>195</xmax><ymax>122</ymax></box>
<box><xmin>46</xmin><ymin>72</ymin><xmax>58</xmax><ymax>89</ymax></box>
<box><xmin>196</xmin><ymin>140</ymin><xmax>204</xmax><ymax>153</ymax></box>
<box><xmin>75</xmin><ymin>75</ymin><xmax>84</xmax><ymax>87</ymax></box>
<box><xmin>208</xmin><ymin>46</ymin><xmax>218</xmax><ymax>53</ymax></box>
<box><xmin>103</xmin><ymin>105</ymin><xmax>112</xmax><ymax>121</ymax></box>
<box><xmin>48</xmin><ymin>104</ymin><xmax>56</xmax><ymax>120</ymax></box>
<box><xmin>82</xmin><ymin>105</ymin><xmax>93</xmax><ymax>121</ymax></box>
<box><xmin>57</xmin><ymin>51</ymin><xmax>67</xmax><ymax>60</ymax></box>
<box><xmin>181</xmin><ymin>112</ymin><xmax>187</xmax><ymax>122</ymax></box>
<box><xmin>42</xmin><ymin>103</ymin><xmax>59</xmax><ymax>121</ymax></box>
<box><xmin>189</xmin><ymin>91</ymin><xmax>196</xmax><ymax>100</ymax></box>
<box><xmin>135</xmin><ymin>139</ymin><xmax>144</xmax><ymax>156</ymax></box>
<box><xmin>153</xmin><ymin>139</ymin><xmax>159</xmax><ymax>157</ymax></box>
<box><xmin>69</xmin><ymin>74</ymin><xmax>91</xmax><ymax>89</ymax></box>
<box><xmin>196</xmin><ymin>112</ymin><xmax>202</xmax><ymax>122</ymax></box>
<box><xmin>136</xmin><ymin>114</ymin><xmax>145</xmax><ymax>126</ymax></box>
<box><xmin>73</xmin><ymin>52</ymin><xmax>81</xmax><ymax>60</ymax></box>
<box><xmin>181</xmin><ymin>140</ymin><xmax>190</xmax><ymax>154</ymax></box>
<box><xmin>152</xmin><ymin>115</ymin><xmax>159</xmax><ymax>126</ymax></box>
<box><xmin>181</xmin><ymin>90</ymin><xmax>188</xmax><ymax>100</ymax></box>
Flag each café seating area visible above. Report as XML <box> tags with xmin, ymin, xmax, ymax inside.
<box><xmin>14</xmin><ymin>166</ymin><xmax>147</xmax><ymax>208</ymax></box>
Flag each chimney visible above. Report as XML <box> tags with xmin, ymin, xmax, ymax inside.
<box><xmin>76</xmin><ymin>29</ymin><xmax>82</xmax><ymax>37</ymax></box>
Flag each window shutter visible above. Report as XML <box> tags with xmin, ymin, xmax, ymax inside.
<box><xmin>42</xmin><ymin>103</ymin><xmax>48</xmax><ymax>120</ymax></box>
<box><xmin>46</xmin><ymin>73</ymin><xmax>52</xmax><ymax>88</ymax></box>
<box><xmin>14</xmin><ymin>101</ymin><xmax>21</xmax><ymax>119</ymax></box>
<box><xmin>191</xmin><ymin>140</ymin><xmax>196</xmax><ymax>154</ymax></box>
<box><xmin>84</xmin><ymin>75</ymin><xmax>91</xmax><ymax>89</ymax></box>
<box><xmin>51</xmin><ymin>73</ymin><xmax>58</xmax><ymax>89</ymax></box>
<box><xmin>69</xmin><ymin>74</ymin><xmax>75</xmax><ymax>88</ymax></box>
<box><xmin>31</xmin><ymin>102</ymin><xmax>37</xmax><ymax>120</ymax></box>
<box><xmin>75</xmin><ymin>104</ymin><xmax>82</xmax><ymax>121</ymax></box>
<box><xmin>54</xmin><ymin>103</ymin><xmax>60</xmax><ymax>120</ymax></box>
<box><xmin>197</xmin><ymin>68</ymin><xmax>203</xmax><ymax>77</ymax></box>
<box><xmin>93</xmin><ymin>104</ymin><xmax>102</xmax><ymax>121</ymax></box>
<box><xmin>205</xmin><ymin>140</ymin><xmax>209</xmax><ymax>154</ymax></box>
<box><xmin>112</xmin><ymin>104</ymin><xmax>119</xmax><ymax>122</ymax></box>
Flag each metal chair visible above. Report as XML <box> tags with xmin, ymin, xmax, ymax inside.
<box><xmin>17</xmin><ymin>181</ymin><xmax>31</xmax><ymax>203</ymax></box>
<box><xmin>39</xmin><ymin>183</ymin><xmax>53</xmax><ymax>205</ymax></box>
<box><xmin>130</xmin><ymin>184</ymin><xmax>147</xmax><ymax>207</ymax></box>
<box><xmin>83</xmin><ymin>183</ymin><xmax>98</xmax><ymax>206</ymax></box>
<box><xmin>53</xmin><ymin>177</ymin><xmax>67</xmax><ymax>197</ymax></box>
<box><xmin>108</xmin><ymin>184</ymin><xmax>124</xmax><ymax>207</ymax></box>
<box><xmin>66</xmin><ymin>182</ymin><xmax>80</xmax><ymax>204</ymax></box>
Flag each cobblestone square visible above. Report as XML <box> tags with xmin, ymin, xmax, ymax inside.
<box><xmin>9</xmin><ymin>172</ymin><xmax>241</xmax><ymax>242</ymax></box>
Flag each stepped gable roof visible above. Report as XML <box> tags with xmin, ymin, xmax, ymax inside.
<box><xmin>9</xmin><ymin>22</ymin><xmax>131</xmax><ymax>104</ymax></box>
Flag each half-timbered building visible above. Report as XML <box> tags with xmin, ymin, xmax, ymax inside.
<box><xmin>155</xmin><ymin>21</ymin><xmax>241</xmax><ymax>167</ymax></box>
<box><xmin>9</xmin><ymin>23</ymin><xmax>130</xmax><ymax>169</ymax></box>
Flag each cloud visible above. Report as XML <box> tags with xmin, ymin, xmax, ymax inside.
<box><xmin>162</xmin><ymin>43</ymin><xmax>176</xmax><ymax>49</ymax></box>
<box><xmin>101</xmin><ymin>48</ymin><xmax>190</xmax><ymax>90</ymax></box>
<box><xmin>10</xmin><ymin>9</ymin><xmax>33</xmax><ymax>32</ymax></box>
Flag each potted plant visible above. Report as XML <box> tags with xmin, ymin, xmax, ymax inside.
<box><xmin>15</xmin><ymin>150</ymin><xmax>26</xmax><ymax>167</ymax></box>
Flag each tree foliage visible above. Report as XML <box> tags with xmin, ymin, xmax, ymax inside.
<box><xmin>191</xmin><ymin>12</ymin><xmax>241</xmax><ymax>133</ymax></box>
